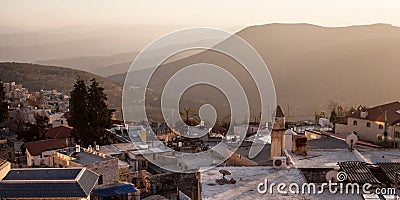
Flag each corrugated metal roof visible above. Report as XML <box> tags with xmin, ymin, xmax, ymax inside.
<box><xmin>338</xmin><ymin>161</ymin><xmax>380</xmax><ymax>184</ymax></box>
<box><xmin>93</xmin><ymin>183</ymin><xmax>137</xmax><ymax>198</ymax></box>
<box><xmin>377</xmin><ymin>162</ymin><xmax>400</xmax><ymax>184</ymax></box>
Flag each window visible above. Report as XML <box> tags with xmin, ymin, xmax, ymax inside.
<box><xmin>395</xmin><ymin>131</ymin><xmax>400</xmax><ymax>138</ymax></box>
<box><xmin>353</xmin><ymin>120</ymin><xmax>358</xmax><ymax>126</ymax></box>
<box><xmin>378</xmin><ymin>135</ymin><xmax>383</xmax><ymax>141</ymax></box>
<box><xmin>379</xmin><ymin>124</ymin><xmax>384</xmax><ymax>129</ymax></box>
<box><xmin>366</xmin><ymin>122</ymin><xmax>371</xmax><ymax>128</ymax></box>
<box><xmin>98</xmin><ymin>175</ymin><xmax>103</xmax><ymax>185</ymax></box>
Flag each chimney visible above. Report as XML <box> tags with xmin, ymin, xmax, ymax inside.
<box><xmin>75</xmin><ymin>145</ymin><xmax>80</xmax><ymax>153</ymax></box>
<box><xmin>292</xmin><ymin>135</ymin><xmax>308</xmax><ymax>156</ymax></box>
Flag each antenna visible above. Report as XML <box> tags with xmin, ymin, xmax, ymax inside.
<box><xmin>326</xmin><ymin>170</ymin><xmax>339</xmax><ymax>182</ymax></box>
<box><xmin>345</xmin><ymin>133</ymin><xmax>358</xmax><ymax>151</ymax></box>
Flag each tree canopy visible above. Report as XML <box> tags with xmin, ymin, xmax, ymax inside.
<box><xmin>69</xmin><ymin>78</ymin><xmax>116</xmax><ymax>146</ymax></box>
<box><xmin>0</xmin><ymin>80</ymin><xmax>9</xmax><ymax>125</ymax></box>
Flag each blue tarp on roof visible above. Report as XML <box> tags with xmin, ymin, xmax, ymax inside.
<box><xmin>93</xmin><ymin>183</ymin><xmax>137</xmax><ymax>198</ymax></box>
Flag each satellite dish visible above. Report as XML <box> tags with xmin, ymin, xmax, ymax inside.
<box><xmin>370</xmin><ymin>153</ymin><xmax>391</xmax><ymax>164</ymax></box>
<box><xmin>346</xmin><ymin>133</ymin><xmax>358</xmax><ymax>151</ymax></box>
<box><xmin>326</xmin><ymin>170</ymin><xmax>339</xmax><ymax>182</ymax></box>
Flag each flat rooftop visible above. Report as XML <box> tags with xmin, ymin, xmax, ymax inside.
<box><xmin>72</xmin><ymin>152</ymin><xmax>111</xmax><ymax>165</ymax></box>
<box><xmin>201</xmin><ymin>166</ymin><xmax>306</xmax><ymax>200</ymax></box>
<box><xmin>290</xmin><ymin>149</ymin><xmax>368</xmax><ymax>168</ymax></box>
<box><xmin>357</xmin><ymin>149</ymin><xmax>400</xmax><ymax>163</ymax></box>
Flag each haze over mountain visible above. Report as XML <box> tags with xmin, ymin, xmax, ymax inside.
<box><xmin>0</xmin><ymin>24</ymin><xmax>194</xmax><ymax>62</ymax></box>
<box><xmin>112</xmin><ymin>23</ymin><xmax>400</xmax><ymax>121</ymax></box>
<box><xmin>2</xmin><ymin>23</ymin><xmax>400</xmax><ymax>121</ymax></box>
<box><xmin>33</xmin><ymin>38</ymin><xmax>220</xmax><ymax>77</ymax></box>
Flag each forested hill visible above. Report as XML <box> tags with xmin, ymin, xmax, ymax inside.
<box><xmin>0</xmin><ymin>62</ymin><xmax>123</xmax><ymax>112</ymax></box>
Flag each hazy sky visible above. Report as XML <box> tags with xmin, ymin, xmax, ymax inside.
<box><xmin>1</xmin><ymin>0</ymin><xmax>400</xmax><ymax>30</ymax></box>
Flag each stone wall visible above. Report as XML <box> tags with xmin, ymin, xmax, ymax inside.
<box><xmin>86</xmin><ymin>158</ymin><xmax>119</xmax><ymax>185</ymax></box>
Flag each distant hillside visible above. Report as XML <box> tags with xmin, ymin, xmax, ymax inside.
<box><xmin>0</xmin><ymin>24</ymin><xmax>188</xmax><ymax>61</ymax></box>
<box><xmin>107</xmin><ymin>72</ymin><xmax>128</xmax><ymax>84</ymax></box>
<box><xmin>33</xmin><ymin>53</ymin><xmax>137</xmax><ymax>77</ymax></box>
<box><xmin>113</xmin><ymin>23</ymin><xmax>400</xmax><ymax>121</ymax></box>
<box><xmin>0</xmin><ymin>62</ymin><xmax>123</xmax><ymax>115</ymax></box>
<box><xmin>34</xmin><ymin>39</ymin><xmax>218</xmax><ymax>77</ymax></box>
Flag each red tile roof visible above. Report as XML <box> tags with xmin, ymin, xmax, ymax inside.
<box><xmin>25</xmin><ymin>139</ymin><xmax>68</xmax><ymax>156</ymax></box>
<box><xmin>349</xmin><ymin>101</ymin><xmax>400</xmax><ymax>124</ymax></box>
<box><xmin>47</xmin><ymin>126</ymin><xmax>73</xmax><ymax>139</ymax></box>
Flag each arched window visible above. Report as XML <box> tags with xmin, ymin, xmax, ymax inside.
<box><xmin>366</xmin><ymin>122</ymin><xmax>371</xmax><ymax>128</ymax></box>
<box><xmin>379</xmin><ymin>124</ymin><xmax>384</xmax><ymax>129</ymax></box>
<box><xmin>377</xmin><ymin>135</ymin><xmax>383</xmax><ymax>141</ymax></box>
<box><xmin>353</xmin><ymin>120</ymin><xmax>358</xmax><ymax>126</ymax></box>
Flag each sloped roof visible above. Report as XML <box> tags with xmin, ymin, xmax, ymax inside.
<box><xmin>275</xmin><ymin>105</ymin><xmax>285</xmax><ymax>117</ymax></box>
<box><xmin>377</xmin><ymin>162</ymin><xmax>400</xmax><ymax>184</ymax></box>
<box><xmin>0</xmin><ymin>168</ymin><xmax>98</xmax><ymax>198</ymax></box>
<box><xmin>338</xmin><ymin>161</ymin><xmax>380</xmax><ymax>184</ymax></box>
<box><xmin>47</xmin><ymin>126</ymin><xmax>73</xmax><ymax>139</ymax></box>
<box><xmin>25</xmin><ymin>139</ymin><xmax>68</xmax><ymax>156</ymax></box>
<box><xmin>349</xmin><ymin>101</ymin><xmax>400</xmax><ymax>123</ymax></box>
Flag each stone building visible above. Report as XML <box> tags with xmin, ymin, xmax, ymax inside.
<box><xmin>24</xmin><ymin>139</ymin><xmax>68</xmax><ymax>166</ymax></box>
<box><xmin>53</xmin><ymin>146</ymin><xmax>119</xmax><ymax>186</ymax></box>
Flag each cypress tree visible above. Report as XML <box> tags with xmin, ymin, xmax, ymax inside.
<box><xmin>69</xmin><ymin>79</ymin><xmax>90</xmax><ymax>146</ymax></box>
<box><xmin>69</xmin><ymin>78</ymin><xmax>115</xmax><ymax>146</ymax></box>
<box><xmin>0</xmin><ymin>80</ymin><xmax>9</xmax><ymax>125</ymax></box>
<box><xmin>87</xmin><ymin>78</ymin><xmax>115</xmax><ymax>145</ymax></box>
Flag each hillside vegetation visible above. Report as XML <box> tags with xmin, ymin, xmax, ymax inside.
<box><xmin>0</xmin><ymin>62</ymin><xmax>123</xmax><ymax>113</ymax></box>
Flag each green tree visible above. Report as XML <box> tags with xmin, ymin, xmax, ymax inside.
<box><xmin>315</xmin><ymin>111</ymin><xmax>325</xmax><ymax>123</ymax></box>
<box><xmin>179</xmin><ymin>106</ymin><xmax>199</xmax><ymax>126</ymax></box>
<box><xmin>329</xmin><ymin>110</ymin><xmax>337</xmax><ymax>124</ymax></box>
<box><xmin>0</xmin><ymin>80</ymin><xmax>9</xmax><ymax>125</ymax></box>
<box><xmin>23</xmin><ymin>113</ymin><xmax>49</xmax><ymax>142</ymax></box>
<box><xmin>87</xmin><ymin>78</ymin><xmax>115</xmax><ymax>145</ymax></box>
<box><xmin>68</xmin><ymin>79</ymin><xmax>90</xmax><ymax>146</ymax></box>
<box><xmin>69</xmin><ymin>79</ymin><xmax>116</xmax><ymax>146</ymax></box>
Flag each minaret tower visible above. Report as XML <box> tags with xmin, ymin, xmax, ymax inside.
<box><xmin>270</xmin><ymin>105</ymin><xmax>286</xmax><ymax>159</ymax></box>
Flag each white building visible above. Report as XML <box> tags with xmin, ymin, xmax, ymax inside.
<box><xmin>25</xmin><ymin>139</ymin><xmax>68</xmax><ymax>166</ymax></box>
<box><xmin>335</xmin><ymin>101</ymin><xmax>400</xmax><ymax>145</ymax></box>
